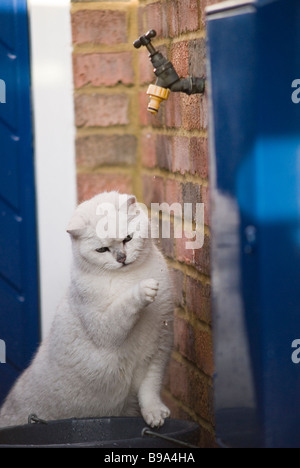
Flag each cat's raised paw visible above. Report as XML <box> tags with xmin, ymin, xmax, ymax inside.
<box><xmin>142</xmin><ymin>403</ymin><xmax>170</xmax><ymax>428</ymax></box>
<box><xmin>139</xmin><ymin>279</ymin><xmax>159</xmax><ymax>304</ymax></box>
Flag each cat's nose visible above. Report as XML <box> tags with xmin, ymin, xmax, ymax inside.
<box><xmin>117</xmin><ymin>252</ymin><xmax>127</xmax><ymax>264</ymax></box>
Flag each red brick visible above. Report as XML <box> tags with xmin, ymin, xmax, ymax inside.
<box><xmin>188</xmin><ymin>38</ymin><xmax>206</xmax><ymax>78</ymax></box>
<box><xmin>138</xmin><ymin>5</ymin><xmax>145</xmax><ymax>36</ymax></box>
<box><xmin>72</xmin><ymin>10</ymin><xmax>127</xmax><ymax>45</ymax></box>
<box><xmin>160</xmin><ymin>393</ymin><xmax>192</xmax><ymax>422</ymax></box>
<box><xmin>175</xmin><ymin>234</ymin><xmax>195</xmax><ymax>265</ymax></box>
<box><xmin>77</xmin><ymin>173</ymin><xmax>132</xmax><ymax>202</ymax></box>
<box><xmin>156</xmin><ymin>135</ymin><xmax>173</xmax><ymax>171</ymax></box>
<box><xmin>194</xmin><ymin>234</ymin><xmax>211</xmax><ymax>276</ymax></box>
<box><xmin>138</xmin><ymin>49</ymin><xmax>154</xmax><ymax>85</ymax></box>
<box><xmin>141</xmin><ymin>133</ymin><xmax>156</xmax><ymax>168</ymax></box>
<box><xmin>72</xmin><ymin>0</ymin><xmax>131</xmax><ymax>1</ymax></box>
<box><xmin>197</xmin><ymin>427</ymin><xmax>217</xmax><ymax>449</ymax></box>
<box><xmin>165</xmin><ymin>179</ymin><xmax>183</xmax><ymax>205</ymax></box>
<box><xmin>138</xmin><ymin>43</ymin><xmax>168</xmax><ymax>85</ymax></box>
<box><xmin>139</xmin><ymin>91</ymin><xmax>150</xmax><ymax>126</ymax></box>
<box><xmin>162</xmin><ymin>392</ymin><xmax>219</xmax><ymax>449</ymax></box>
<box><xmin>156</xmin><ymin>44</ymin><xmax>169</xmax><ymax>65</ymax></box>
<box><xmin>160</xmin><ymin>400</ymin><xmax>216</xmax><ymax>449</ymax></box>
<box><xmin>181</xmin><ymin>94</ymin><xmax>202</xmax><ymax>131</ymax></box>
<box><xmin>199</xmin><ymin>93</ymin><xmax>208</xmax><ymax>130</ymax></box>
<box><xmin>170</xmin><ymin>268</ymin><xmax>185</xmax><ymax>307</ymax></box>
<box><xmin>167</xmin><ymin>0</ymin><xmax>179</xmax><ymax>38</ymax></box>
<box><xmin>186</xmin><ymin>276</ymin><xmax>211</xmax><ymax>324</ymax></box>
<box><xmin>142</xmin><ymin>175</ymin><xmax>165</xmax><ymax>206</ymax></box>
<box><xmin>182</xmin><ymin>182</ymin><xmax>201</xmax><ymax>216</ymax></box>
<box><xmin>202</xmin><ymin>185</ymin><xmax>210</xmax><ymax>226</ymax></box>
<box><xmin>165</xmin><ymin>92</ymin><xmax>182</xmax><ymax>128</ymax></box>
<box><xmin>196</xmin><ymin>329</ymin><xmax>214</xmax><ymax>377</ymax></box>
<box><xmin>73</xmin><ymin>52</ymin><xmax>134</xmax><ymax>88</ymax></box>
<box><xmin>161</xmin><ymin>391</ymin><xmax>217</xmax><ymax>447</ymax></box>
<box><xmin>190</xmin><ymin>137</ymin><xmax>209</xmax><ymax>178</ymax></box>
<box><xmin>177</xmin><ymin>217</ymin><xmax>206</xmax><ymax>263</ymax></box>
<box><xmin>152</xmin><ymin>110</ymin><xmax>165</xmax><ymax>128</ymax></box>
<box><xmin>160</xmin><ymin>237</ymin><xmax>174</xmax><ymax>259</ymax></box>
<box><xmin>144</xmin><ymin>2</ymin><xmax>163</xmax><ymax>39</ymax></box>
<box><xmin>76</xmin><ymin>135</ymin><xmax>137</xmax><ymax>168</ymax></box>
<box><xmin>139</xmin><ymin>91</ymin><xmax>164</xmax><ymax>128</ymax></box>
<box><xmin>161</xmin><ymin>2</ymin><xmax>169</xmax><ymax>38</ymax></box>
<box><xmin>157</xmin><ymin>43</ymin><xmax>169</xmax><ymax>58</ymax></box>
<box><xmin>170</xmin><ymin>41</ymin><xmax>189</xmax><ymax>78</ymax></box>
<box><xmin>174</xmin><ymin>316</ymin><xmax>188</xmax><ymax>355</ymax></box>
<box><xmin>180</xmin><ymin>183</ymin><xmax>203</xmax><ymax>250</ymax></box>
<box><xmin>178</xmin><ymin>0</ymin><xmax>199</xmax><ymax>34</ymax></box>
<box><xmin>75</xmin><ymin>94</ymin><xmax>129</xmax><ymax>127</ymax></box>
<box><xmin>172</xmin><ymin>136</ymin><xmax>190</xmax><ymax>174</ymax></box>
<box><xmin>150</xmin><ymin>202</ymin><xmax>177</xmax><ymax>246</ymax></box>
<box><xmin>155</xmin><ymin>200</ymin><xmax>183</xmax><ymax>228</ymax></box>
<box><xmin>167</xmin><ymin>358</ymin><xmax>214</xmax><ymax>424</ymax></box>
<box><xmin>174</xmin><ymin>316</ymin><xmax>214</xmax><ymax>376</ymax></box>
<box><xmin>160</xmin><ymin>221</ymin><xmax>175</xmax><ymax>259</ymax></box>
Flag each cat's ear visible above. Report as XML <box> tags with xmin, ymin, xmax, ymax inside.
<box><xmin>127</xmin><ymin>195</ymin><xmax>136</xmax><ymax>209</ymax></box>
<box><xmin>119</xmin><ymin>195</ymin><xmax>137</xmax><ymax>213</ymax></box>
<box><xmin>66</xmin><ymin>213</ymin><xmax>87</xmax><ymax>237</ymax></box>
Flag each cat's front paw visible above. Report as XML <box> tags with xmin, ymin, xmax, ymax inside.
<box><xmin>139</xmin><ymin>279</ymin><xmax>159</xmax><ymax>305</ymax></box>
<box><xmin>142</xmin><ymin>403</ymin><xmax>170</xmax><ymax>428</ymax></box>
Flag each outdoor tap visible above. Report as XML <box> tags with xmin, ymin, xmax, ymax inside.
<box><xmin>133</xmin><ymin>30</ymin><xmax>205</xmax><ymax>114</ymax></box>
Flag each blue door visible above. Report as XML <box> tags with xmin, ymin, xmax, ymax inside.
<box><xmin>207</xmin><ymin>0</ymin><xmax>300</xmax><ymax>448</ymax></box>
<box><xmin>0</xmin><ymin>0</ymin><xmax>40</xmax><ymax>405</ymax></box>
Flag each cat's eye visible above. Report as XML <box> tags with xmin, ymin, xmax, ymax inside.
<box><xmin>123</xmin><ymin>235</ymin><xmax>133</xmax><ymax>243</ymax></box>
<box><xmin>95</xmin><ymin>247</ymin><xmax>110</xmax><ymax>253</ymax></box>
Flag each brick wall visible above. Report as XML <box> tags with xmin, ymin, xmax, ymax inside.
<box><xmin>72</xmin><ymin>0</ymin><xmax>140</xmax><ymax>201</ymax></box>
<box><xmin>71</xmin><ymin>0</ymin><xmax>220</xmax><ymax>448</ymax></box>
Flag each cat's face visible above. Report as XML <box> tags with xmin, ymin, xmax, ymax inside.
<box><xmin>67</xmin><ymin>192</ymin><xmax>151</xmax><ymax>271</ymax></box>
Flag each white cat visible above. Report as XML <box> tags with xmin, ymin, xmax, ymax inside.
<box><xmin>0</xmin><ymin>192</ymin><xmax>174</xmax><ymax>428</ymax></box>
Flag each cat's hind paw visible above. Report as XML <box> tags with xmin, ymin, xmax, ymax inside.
<box><xmin>142</xmin><ymin>403</ymin><xmax>170</xmax><ymax>428</ymax></box>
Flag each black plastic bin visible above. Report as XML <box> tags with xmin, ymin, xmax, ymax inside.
<box><xmin>0</xmin><ymin>417</ymin><xmax>200</xmax><ymax>448</ymax></box>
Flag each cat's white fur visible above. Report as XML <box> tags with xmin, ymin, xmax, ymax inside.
<box><xmin>0</xmin><ymin>192</ymin><xmax>173</xmax><ymax>428</ymax></box>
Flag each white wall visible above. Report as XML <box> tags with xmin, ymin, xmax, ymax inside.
<box><xmin>27</xmin><ymin>0</ymin><xmax>77</xmax><ymax>337</ymax></box>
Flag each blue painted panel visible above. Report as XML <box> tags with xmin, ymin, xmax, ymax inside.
<box><xmin>0</xmin><ymin>0</ymin><xmax>40</xmax><ymax>405</ymax></box>
<box><xmin>0</xmin><ymin>124</ymin><xmax>20</xmax><ymax>210</ymax></box>
<box><xmin>0</xmin><ymin>45</ymin><xmax>18</xmax><ymax>132</ymax></box>
<box><xmin>0</xmin><ymin>200</ymin><xmax>22</xmax><ymax>291</ymax></box>
<box><xmin>0</xmin><ymin>0</ymin><xmax>17</xmax><ymax>52</ymax></box>
<box><xmin>207</xmin><ymin>0</ymin><xmax>300</xmax><ymax>448</ymax></box>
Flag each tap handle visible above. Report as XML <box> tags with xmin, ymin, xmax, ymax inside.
<box><xmin>133</xmin><ymin>30</ymin><xmax>157</xmax><ymax>50</ymax></box>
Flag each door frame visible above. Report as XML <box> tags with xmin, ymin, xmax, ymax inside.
<box><xmin>27</xmin><ymin>0</ymin><xmax>77</xmax><ymax>337</ymax></box>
